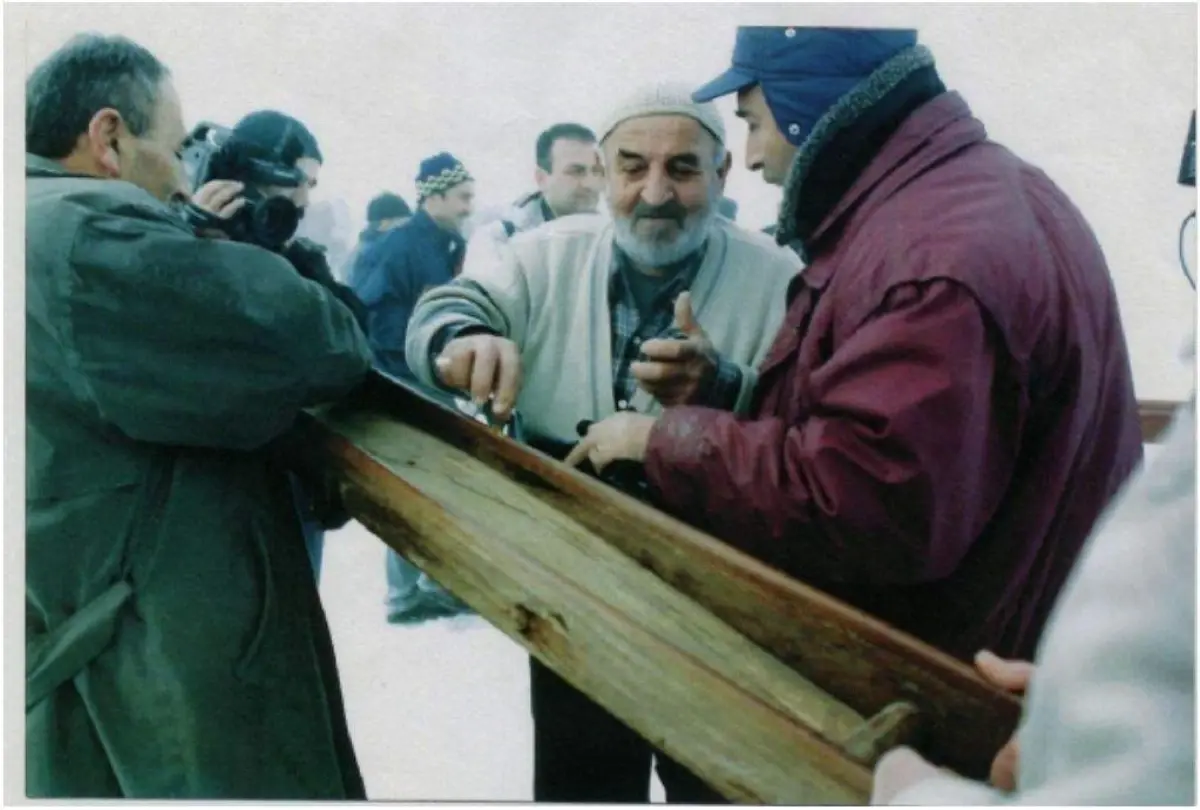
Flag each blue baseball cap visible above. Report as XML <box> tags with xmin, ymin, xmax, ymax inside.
<box><xmin>693</xmin><ymin>26</ymin><xmax>919</xmax><ymax>145</ymax></box>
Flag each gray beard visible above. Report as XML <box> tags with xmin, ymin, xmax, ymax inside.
<box><xmin>612</xmin><ymin>206</ymin><xmax>715</xmax><ymax>269</ymax></box>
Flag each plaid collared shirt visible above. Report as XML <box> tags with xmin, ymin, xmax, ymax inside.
<box><xmin>608</xmin><ymin>246</ymin><xmax>743</xmax><ymax>412</ymax></box>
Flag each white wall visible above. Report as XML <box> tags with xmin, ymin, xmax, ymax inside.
<box><xmin>13</xmin><ymin>2</ymin><xmax>1197</xmax><ymax>399</ymax></box>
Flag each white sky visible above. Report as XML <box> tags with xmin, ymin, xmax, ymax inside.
<box><xmin>11</xmin><ymin>1</ymin><xmax>1199</xmax><ymax>398</ymax></box>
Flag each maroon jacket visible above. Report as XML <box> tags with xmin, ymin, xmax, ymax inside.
<box><xmin>644</xmin><ymin>93</ymin><xmax>1143</xmax><ymax>661</ymax></box>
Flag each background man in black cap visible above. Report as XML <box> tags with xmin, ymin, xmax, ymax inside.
<box><xmin>350</xmin><ymin>151</ymin><xmax>476</xmax><ymax>624</ymax></box>
<box><xmin>343</xmin><ymin>191</ymin><xmax>412</xmax><ymax>284</ymax></box>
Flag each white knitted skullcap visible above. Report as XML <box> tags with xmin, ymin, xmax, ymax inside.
<box><xmin>598</xmin><ymin>81</ymin><xmax>726</xmax><ymax>147</ymax></box>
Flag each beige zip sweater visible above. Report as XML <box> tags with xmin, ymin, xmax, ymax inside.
<box><xmin>406</xmin><ymin>213</ymin><xmax>803</xmax><ymax>443</ymax></box>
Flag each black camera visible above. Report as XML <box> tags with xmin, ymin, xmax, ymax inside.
<box><xmin>179</xmin><ymin>122</ymin><xmax>308</xmax><ymax>251</ymax></box>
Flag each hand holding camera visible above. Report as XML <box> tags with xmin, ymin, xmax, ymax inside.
<box><xmin>189</xmin><ymin>180</ymin><xmax>247</xmax><ymax>239</ymax></box>
<box><xmin>178</xmin><ymin>122</ymin><xmax>308</xmax><ymax>251</ymax></box>
<box><xmin>193</xmin><ymin>180</ymin><xmax>247</xmax><ymax>220</ymax></box>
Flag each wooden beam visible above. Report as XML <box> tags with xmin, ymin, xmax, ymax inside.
<box><xmin>305</xmin><ymin>375</ymin><xmax>1184</xmax><ymax>793</ymax></box>
<box><xmin>307</xmin><ymin>401</ymin><xmax>872</xmax><ymax>803</ymax></box>
<box><xmin>303</xmin><ymin>376</ymin><xmax>1024</xmax><ymax>780</ymax></box>
<box><xmin>1141</xmin><ymin>400</ymin><xmax>1181</xmax><ymax>443</ymax></box>
<box><xmin>841</xmin><ymin>702</ymin><xmax>922</xmax><ymax>765</ymax></box>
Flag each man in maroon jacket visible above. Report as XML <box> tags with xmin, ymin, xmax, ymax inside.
<box><xmin>566</xmin><ymin>26</ymin><xmax>1143</xmax><ymax>663</ymax></box>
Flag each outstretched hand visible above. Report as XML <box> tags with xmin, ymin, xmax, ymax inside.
<box><xmin>631</xmin><ymin>292</ymin><xmax>720</xmax><ymax>406</ymax></box>
<box><xmin>563</xmin><ymin>412</ymin><xmax>657</xmax><ymax>473</ymax></box>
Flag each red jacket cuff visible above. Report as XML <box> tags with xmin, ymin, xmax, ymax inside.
<box><xmin>645</xmin><ymin>406</ymin><xmax>735</xmax><ymax>509</ymax></box>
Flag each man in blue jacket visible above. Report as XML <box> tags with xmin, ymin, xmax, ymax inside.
<box><xmin>343</xmin><ymin>192</ymin><xmax>411</xmax><ymax>286</ymax></box>
<box><xmin>353</xmin><ymin>152</ymin><xmax>475</xmax><ymax>382</ymax></box>
<box><xmin>351</xmin><ymin>151</ymin><xmax>476</xmax><ymax>623</ymax></box>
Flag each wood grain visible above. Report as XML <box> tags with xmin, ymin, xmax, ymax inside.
<box><xmin>305</xmin><ymin>374</ymin><xmax>1183</xmax><ymax>788</ymax></box>
<box><xmin>1141</xmin><ymin>400</ymin><xmax>1181</xmax><ymax>443</ymax></box>
<box><xmin>311</xmin><ymin>375</ymin><xmax>1022</xmax><ymax>778</ymax></box>
<box><xmin>313</xmin><ymin>404</ymin><xmax>872</xmax><ymax>803</ymax></box>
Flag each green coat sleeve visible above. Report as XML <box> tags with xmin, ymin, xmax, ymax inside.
<box><xmin>60</xmin><ymin>198</ymin><xmax>372</xmax><ymax>451</ymax></box>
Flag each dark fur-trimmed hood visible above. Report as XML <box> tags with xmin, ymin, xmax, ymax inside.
<box><xmin>774</xmin><ymin>45</ymin><xmax>941</xmax><ymax>254</ymax></box>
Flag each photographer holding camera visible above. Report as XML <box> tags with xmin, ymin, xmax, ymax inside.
<box><xmin>182</xmin><ymin>110</ymin><xmax>368</xmax><ymax>333</ymax></box>
<box><xmin>182</xmin><ymin>110</ymin><xmax>369</xmax><ymax>582</ymax></box>
<box><xmin>26</xmin><ymin>34</ymin><xmax>370</xmax><ymax>798</ymax></box>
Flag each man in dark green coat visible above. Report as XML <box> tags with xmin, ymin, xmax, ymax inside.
<box><xmin>25</xmin><ymin>34</ymin><xmax>372</xmax><ymax>798</ymax></box>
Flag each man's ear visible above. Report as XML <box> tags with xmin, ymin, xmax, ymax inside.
<box><xmin>534</xmin><ymin>166</ymin><xmax>549</xmax><ymax>191</ymax></box>
<box><xmin>715</xmin><ymin>149</ymin><xmax>733</xmax><ymax>194</ymax></box>
<box><xmin>87</xmin><ymin>108</ymin><xmax>125</xmax><ymax>177</ymax></box>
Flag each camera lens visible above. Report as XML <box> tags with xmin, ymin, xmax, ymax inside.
<box><xmin>251</xmin><ymin>197</ymin><xmax>301</xmax><ymax>249</ymax></box>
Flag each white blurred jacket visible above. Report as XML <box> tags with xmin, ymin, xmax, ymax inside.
<box><xmin>463</xmin><ymin>191</ymin><xmax>556</xmax><ymax>271</ymax></box>
<box><xmin>892</xmin><ymin>388</ymin><xmax>1196</xmax><ymax>805</ymax></box>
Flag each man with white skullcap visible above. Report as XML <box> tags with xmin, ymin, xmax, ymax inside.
<box><xmin>405</xmin><ymin>81</ymin><xmax>803</xmax><ymax>803</ymax></box>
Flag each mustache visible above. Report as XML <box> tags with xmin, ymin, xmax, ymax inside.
<box><xmin>631</xmin><ymin>200</ymin><xmax>688</xmax><ymax>222</ymax></box>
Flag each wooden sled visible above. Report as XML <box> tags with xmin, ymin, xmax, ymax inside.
<box><xmin>296</xmin><ymin>373</ymin><xmax>1178</xmax><ymax>803</ymax></box>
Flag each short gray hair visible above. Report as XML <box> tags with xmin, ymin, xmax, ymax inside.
<box><xmin>26</xmin><ymin>33</ymin><xmax>169</xmax><ymax>159</ymax></box>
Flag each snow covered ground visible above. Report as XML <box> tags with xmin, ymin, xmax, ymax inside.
<box><xmin>318</xmin><ymin>519</ymin><xmax>669</xmax><ymax>802</ymax></box>
<box><xmin>318</xmin><ymin>521</ymin><xmax>533</xmax><ymax>801</ymax></box>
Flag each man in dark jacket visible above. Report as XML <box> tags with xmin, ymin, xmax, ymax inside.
<box><xmin>353</xmin><ymin>152</ymin><xmax>474</xmax><ymax>382</ymax></box>
<box><xmin>568</xmin><ymin>27</ymin><xmax>1143</xmax><ymax>666</ymax></box>
<box><xmin>350</xmin><ymin>151</ymin><xmax>476</xmax><ymax>623</ymax></box>
<box><xmin>25</xmin><ymin>34</ymin><xmax>370</xmax><ymax>798</ymax></box>
<box><xmin>344</xmin><ymin>192</ymin><xmax>412</xmax><ymax>285</ymax></box>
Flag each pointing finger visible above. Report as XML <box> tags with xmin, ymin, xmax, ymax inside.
<box><xmin>975</xmin><ymin>650</ymin><xmax>1035</xmax><ymax>693</ymax></box>
<box><xmin>564</xmin><ymin>439</ymin><xmax>591</xmax><ymax>468</ymax></box>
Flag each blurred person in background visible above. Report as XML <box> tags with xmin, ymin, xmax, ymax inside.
<box><xmin>349</xmin><ymin>151</ymin><xmax>476</xmax><ymax>624</ymax></box>
<box><xmin>344</xmin><ymin>191</ymin><xmax>412</xmax><ymax>285</ymax></box>
<box><xmin>25</xmin><ymin>33</ymin><xmax>370</xmax><ymax>798</ymax></box>
<box><xmin>296</xmin><ymin>198</ymin><xmax>354</xmax><ymax>274</ymax></box>
<box><xmin>466</xmin><ymin>122</ymin><xmax>604</xmax><ymax>266</ymax></box>
<box><xmin>353</xmin><ymin>151</ymin><xmax>475</xmax><ymax>382</ymax></box>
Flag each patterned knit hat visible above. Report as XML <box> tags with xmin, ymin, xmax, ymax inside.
<box><xmin>416</xmin><ymin>152</ymin><xmax>473</xmax><ymax>202</ymax></box>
